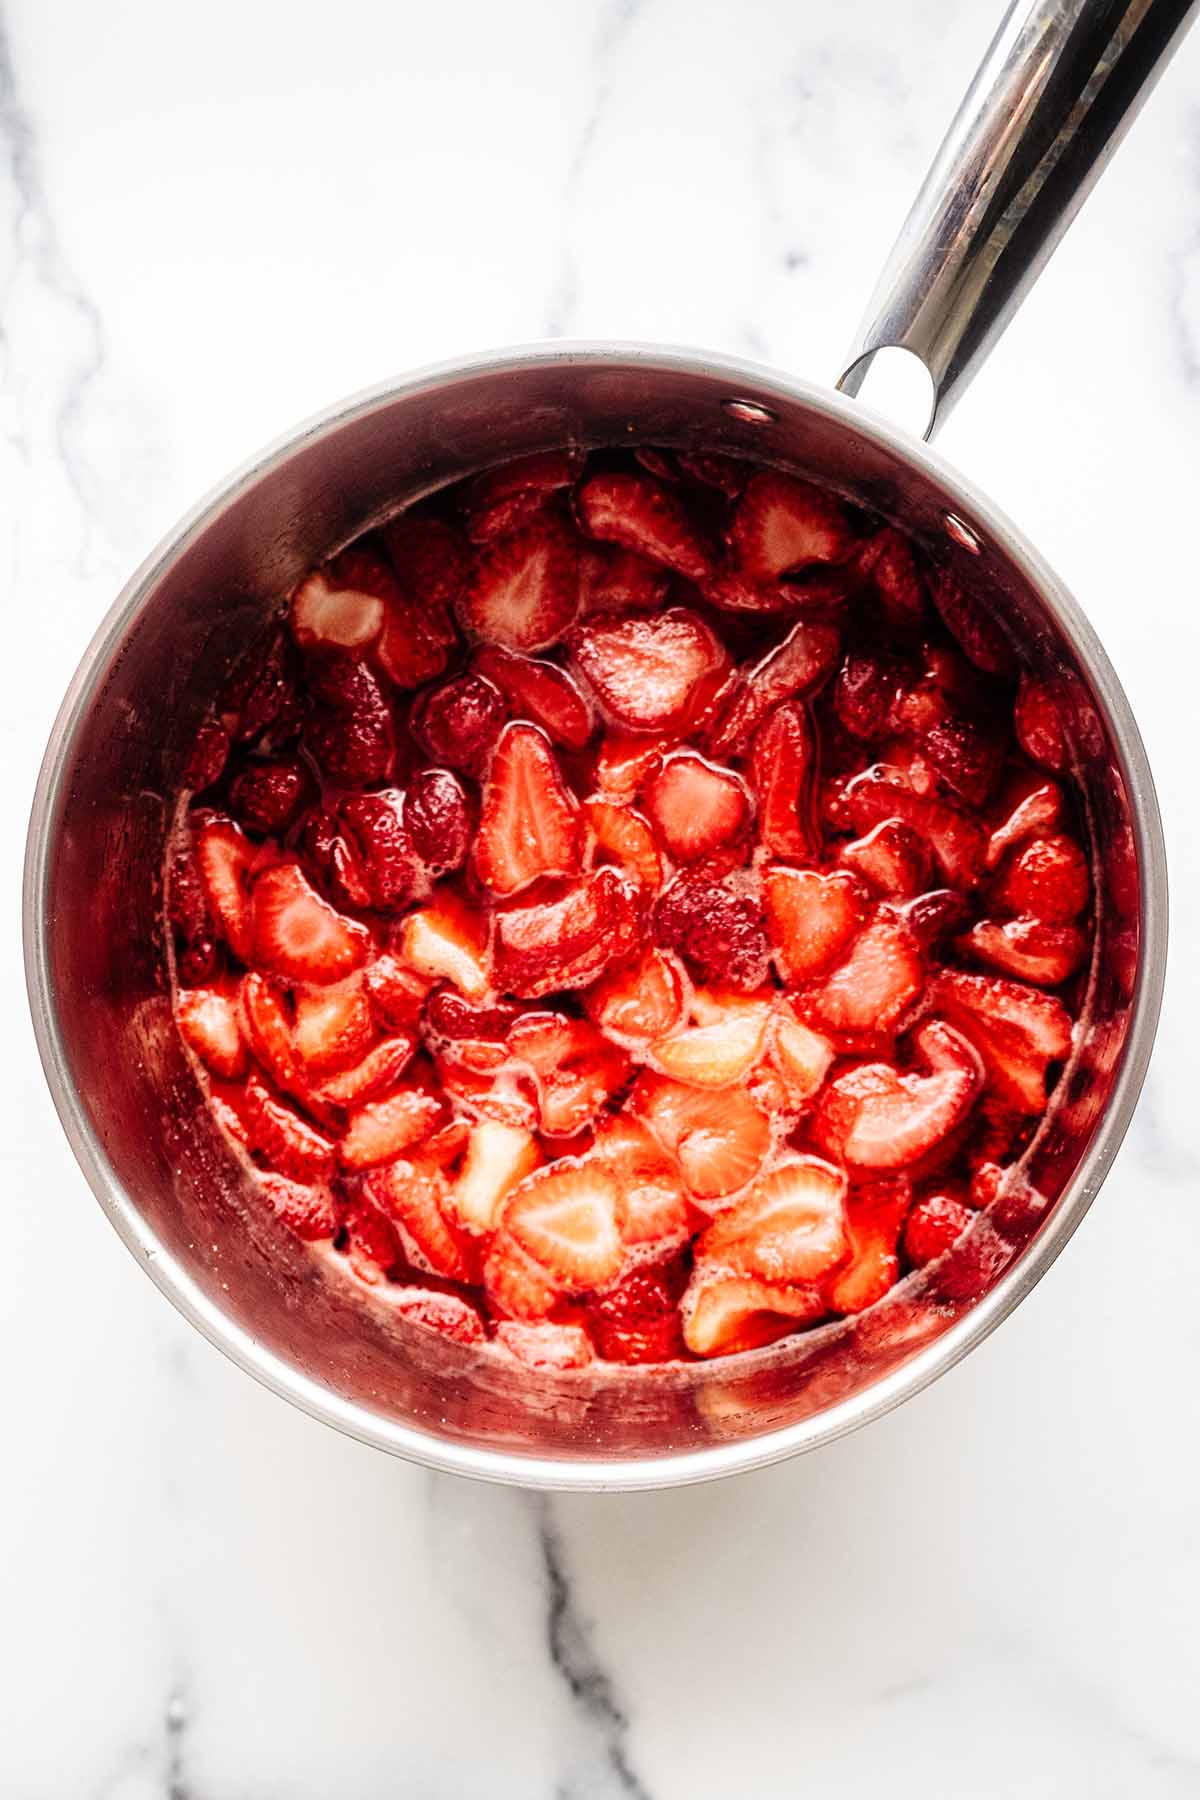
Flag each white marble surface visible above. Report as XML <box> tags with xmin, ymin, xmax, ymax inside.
<box><xmin>4</xmin><ymin>1</ymin><xmax>1200</xmax><ymax>1793</ymax></box>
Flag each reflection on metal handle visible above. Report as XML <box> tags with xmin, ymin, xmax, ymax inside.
<box><xmin>838</xmin><ymin>0</ymin><xmax>1199</xmax><ymax>437</ymax></box>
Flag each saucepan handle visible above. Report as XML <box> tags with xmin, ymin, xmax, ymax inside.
<box><xmin>837</xmin><ymin>0</ymin><xmax>1199</xmax><ymax>437</ymax></box>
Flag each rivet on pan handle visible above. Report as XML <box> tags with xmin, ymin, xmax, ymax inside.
<box><xmin>837</xmin><ymin>0</ymin><xmax>1198</xmax><ymax>438</ymax></box>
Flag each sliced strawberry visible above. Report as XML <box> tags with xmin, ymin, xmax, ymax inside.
<box><xmin>339</xmin><ymin>1085</ymin><xmax>443</xmax><ymax>1170</ymax></box>
<box><xmin>921</xmin><ymin>714</ymin><xmax>1004</xmax><ymax>809</ymax></box>
<box><xmin>239</xmin><ymin>972</ymin><xmax>309</xmax><ymax>1103</ymax></box>
<box><xmin>958</xmin><ymin>917</ymin><xmax>1088</xmax><ymax>986</ymax></box>
<box><xmin>494</xmin><ymin>1319</ymin><xmax>595</xmax><ymax>1368</ymax></box>
<box><xmin>586</xmin><ymin>947</ymin><xmax>686</xmax><ymax>1042</ymax></box>
<box><xmin>318</xmin><ymin>1034</ymin><xmax>417</xmax><ymax>1106</ymax></box>
<box><xmin>762</xmin><ymin>866</ymin><xmax>868</xmax><ymax>982</ymax></box>
<box><xmin>633</xmin><ymin>447</ymin><xmax>679</xmax><ymax>482</ymax></box>
<box><xmin>856</xmin><ymin>526</ymin><xmax>926</xmax><ymax>630</ymax></box>
<box><xmin>825</xmin><ymin>1174</ymin><xmax>912</xmax><ymax>1313</ymax></box>
<box><xmin>570</xmin><ymin>608</ymin><xmax>727</xmax><ymax>731</ymax></box>
<box><xmin>802</xmin><ymin>908</ymin><xmax>925</xmax><ymax>1042</ymax></box>
<box><xmin>899</xmin><ymin>888</ymin><xmax>972</xmax><ymax>951</ymax></box>
<box><xmin>195</xmin><ymin>819</ymin><xmax>256</xmax><ymax>963</ymax></box>
<box><xmin>727</xmin><ymin>470</ymin><xmax>852</xmax><ymax>581</ymax></box>
<box><xmin>289</xmin><ymin>548</ymin><xmax>393</xmax><ymax>653</ymax></box>
<box><xmin>445</xmin><ymin>1121</ymin><xmax>542</xmax><ymax>1235</ymax></box>
<box><xmin>813</xmin><ymin>1020</ymin><xmax>982</xmax><ymax>1171</ymax></box>
<box><xmin>292</xmin><ymin>976</ymin><xmax>374</xmax><ymax>1074</ymax></box>
<box><xmin>458</xmin><ymin>513</ymin><xmax>579</xmax><ymax>651</ymax></box>
<box><xmin>650</xmin><ymin>994</ymin><xmax>770</xmax><ymax>1088</ymax></box>
<box><xmin>903</xmin><ymin>1189</ymin><xmax>975</xmax><ymax>1268</ymax></box>
<box><xmin>340</xmin><ymin>1196</ymin><xmax>402</xmax><ymax>1284</ymax></box>
<box><xmin>500</xmin><ymin>1159</ymin><xmax>625</xmax><ymax>1291</ymax></box>
<box><xmin>229</xmin><ymin>758</ymin><xmax>315</xmax><ymax>836</ymax></box>
<box><xmin>404</xmin><ymin>768</ymin><xmax>473</xmax><ymax>873</ymax></box>
<box><xmin>653</xmin><ymin>870</ymin><xmax>770</xmax><ymax>993</ymax></box>
<box><xmin>364</xmin><ymin>953</ymin><xmax>431</xmax><ymax>1031</ymax></box>
<box><xmin>584</xmin><ymin>799</ymin><xmax>663</xmax><ymax>892</ymax></box>
<box><xmin>182</xmin><ymin>719</ymin><xmax>230</xmax><ymax>791</ymax></box>
<box><xmin>466</xmin><ymin>451</ymin><xmax>576</xmax><ymax>545</ymax></box>
<box><xmin>473</xmin><ymin>645</ymin><xmax>594</xmax><ymax>749</ymax></box>
<box><xmin>699</xmin><ymin>1156</ymin><xmax>847</xmax><ymax>1284</ymax></box>
<box><xmin>750</xmin><ymin>701</ymin><xmax>816</xmax><ymax>860</ymax></box>
<box><xmin>633</xmin><ymin>1072</ymin><xmax>771</xmax><ymax>1200</ymax></box>
<box><xmin>1014</xmin><ymin>673</ymin><xmax>1069</xmax><ymax>772</ymax></box>
<box><xmin>474</xmin><ymin>722</ymin><xmax>582</xmax><ymax>896</ymax></box>
<box><xmin>584</xmin><ymin>1259</ymin><xmax>688</xmax><ymax>1364</ymax></box>
<box><xmin>592</xmin><ymin>728</ymin><xmax>677</xmax><ymax>799</ymax></box>
<box><xmin>767</xmin><ymin>1010</ymin><xmax>834</xmax><ymax>1106</ymax></box>
<box><xmin>492</xmin><ymin>867</ymin><xmax>640</xmax><ymax>999</ymax></box>
<box><xmin>586</xmin><ymin>1117</ymin><xmax>689</xmax><ymax>1249</ymax></box>
<box><xmin>507</xmin><ymin>1012</ymin><xmax>631</xmax><ymax>1138</ymax></box>
<box><xmin>706</xmin><ymin>619</ymin><xmax>840</xmax><ymax>758</ymax></box>
<box><xmin>576</xmin><ymin>471</ymin><xmax>713</xmax><ymax>582</ymax></box>
<box><xmin>382</xmin><ymin>512</ymin><xmax>470</xmax><ymax>622</ymax></box>
<box><xmin>969</xmin><ymin>1162</ymin><xmax>1006</xmax><ymax>1209</ymax></box>
<box><xmin>482</xmin><ymin>1233</ymin><xmax>563</xmax><ymax>1319</ymax></box>
<box><xmin>578</xmin><ymin>544</ymin><xmax>670</xmax><ymax>617</ymax></box>
<box><xmin>398</xmin><ymin>890</ymin><xmax>490</xmax><ymax>998</ymax></box>
<box><xmin>839</xmin><ymin>820</ymin><xmax>931</xmax><ymax>898</ymax></box>
<box><xmin>928</xmin><ymin>970</ymin><xmax>1074</xmax><ymax>1113</ymax></box>
<box><xmin>832</xmin><ymin>652</ymin><xmax>904</xmax><ymax>741</ymax></box>
<box><xmin>388</xmin><ymin>1286</ymin><xmax>485</xmax><ymax>1345</ymax></box>
<box><xmin>300</xmin><ymin>807</ymin><xmax>374</xmax><ymax>911</ymax></box>
<box><xmin>642</xmin><ymin>753</ymin><xmax>750</xmax><ymax>865</ymax></box>
<box><xmin>258</xmin><ymin>1171</ymin><xmax>339</xmax><ymax>1241</ymax></box>
<box><xmin>930</xmin><ymin>572</ymin><xmax>1015</xmax><ymax>676</ymax></box>
<box><xmin>702</xmin><ymin>568</ymin><xmax>852</xmax><ymax>615</ymax></box>
<box><xmin>440</xmin><ymin>1061</ymin><xmax>539</xmax><ymax>1131</ymax></box>
<box><xmin>680</xmin><ymin>1265</ymin><xmax>825</xmax><ymax>1356</ymax></box>
<box><xmin>376</xmin><ymin>596</ymin><xmax>455</xmax><ymax>689</ymax></box>
<box><xmin>991</xmin><ymin>833</ymin><xmax>1089</xmax><ymax>923</ymax></box>
<box><xmin>678</xmin><ymin>450</ymin><xmax>746</xmax><ymax>496</ymax></box>
<box><xmin>244</xmin><ymin>1074</ymin><xmax>337</xmax><ymax>1180</ymax></box>
<box><xmin>985</xmin><ymin>773</ymin><xmax>1064</xmax><ymax>870</ymax></box>
<box><xmin>251</xmin><ymin>862</ymin><xmax>369</xmax><ymax>985</ymax></box>
<box><xmin>364</xmin><ymin>1158</ymin><xmax>475</xmax><ymax>1281</ymax></box>
<box><xmin>844</xmin><ymin>771</ymin><xmax>985</xmax><ymax>889</ymax></box>
<box><xmin>176</xmin><ymin>987</ymin><xmax>247</xmax><ymax>1080</ymax></box>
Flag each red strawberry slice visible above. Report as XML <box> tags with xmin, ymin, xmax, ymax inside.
<box><xmin>633</xmin><ymin>447</ymin><xmax>679</xmax><ymax>482</ymax></box>
<box><xmin>251</xmin><ymin>862</ymin><xmax>369</xmax><ymax>985</ymax></box>
<box><xmin>576</xmin><ymin>471</ymin><xmax>713</xmax><ymax>582</ymax></box>
<box><xmin>705</xmin><ymin>619</ymin><xmax>840</xmax><ymax>758</ymax></box>
<box><xmin>229</xmin><ymin>758</ymin><xmax>315</xmax><ymax>836</ymax></box>
<box><xmin>586</xmin><ymin>1117</ymin><xmax>689</xmax><ymax>1249</ymax></box>
<box><xmin>492</xmin><ymin>867</ymin><xmax>640</xmax><ymax>999</ymax></box>
<box><xmin>812</xmin><ymin>1020</ymin><xmax>983</xmax><ymax>1171</ymax></box>
<box><xmin>466</xmin><ymin>450</ymin><xmax>577</xmax><ymax>545</ymax></box>
<box><xmin>678</xmin><ymin>450</ymin><xmax>746</xmax><ymax>496</ymax></box>
<box><xmin>494</xmin><ymin>1319</ymin><xmax>595</xmax><ymax>1368</ymax></box>
<box><xmin>445</xmin><ymin>1120</ymin><xmax>541</xmax><ymax>1235</ymax></box>
<box><xmin>341</xmin><ymin>1196</ymin><xmax>402</xmax><ymax>1284</ymax></box>
<box><xmin>958</xmin><ymin>916</ymin><xmax>1088</xmax><ymax>986</ymax></box>
<box><xmin>699</xmin><ymin>1156</ymin><xmax>848</xmax><ymax>1284</ymax></box>
<box><xmin>767</xmin><ymin>1010</ymin><xmax>835</xmax><ymax>1107</ymax></box>
<box><xmin>727</xmin><ymin>470</ymin><xmax>852</xmax><ymax>581</ymax></box>
<box><xmin>474</xmin><ymin>722</ymin><xmax>582</xmax><ymax>897</ymax></box>
<box><xmin>632</xmin><ymin>1073</ymin><xmax>771</xmax><ymax>1201</ymax></box>
<box><xmin>195</xmin><ymin>819</ymin><xmax>256</xmax><ymax>963</ymax></box>
<box><xmin>991</xmin><ymin>833</ymin><xmax>1089</xmax><ymax>923</ymax></box>
<box><xmin>839</xmin><ymin>820</ymin><xmax>931</xmax><ymax>898</ymax></box>
<box><xmin>318</xmin><ymin>1034</ymin><xmax>417</xmax><ymax>1106</ymax></box>
<box><xmin>244</xmin><ymin>1074</ymin><xmax>337</xmax><ymax>1180</ymax></box>
<box><xmin>701</xmin><ymin>567</ymin><xmax>852</xmax><ymax>616</ymax></box>
<box><xmin>750</xmin><ymin>701</ymin><xmax>816</xmax><ymax>860</ymax></box>
<box><xmin>680</xmin><ymin>1265</ymin><xmax>825</xmax><ymax>1357</ymax></box>
<box><xmin>649</xmin><ymin>990</ymin><xmax>770</xmax><ymax>1089</ymax></box>
<box><xmin>339</xmin><ymin>1085</ymin><xmax>444</xmax><ymax>1170</ymax></box>
<box><xmin>825</xmin><ymin>1175</ymin><xmax>913</xmax><ymax>1314</ymax></box>
<box><xmin>458</xmin><ymin>514</ymin><xmax>579</xmax><ymax>651</ymax></box>
<box><xmin>571</xmin><ymin>607</ymin><xmax>728</xmax><ymax>733</ymax></box>
<box><xmin>803</xmin><ymin>907</ymin><xmax>925</xmax><ymax>1042</ymax></box>
<box><xmin>898</xmin><ymin>887</ymin><xmax>972</xmax><ymax>951</ymax></box>
<box><xmin>856</xmin><ymin>526</ymin><xmax>926</xmax><ymax>629</ymax></box>
<box><xmin>473</xmin><ymin>646</ymin><xmax>594</xmax><ymax>749</ymax></box>
<box><xmin>903</xmin><ymin>1189</ymin><xmax>975</xmax><ymax>1268</ymax></box>
<box><xmin>832</xmin><ymin>652</ymin><xmax>904</xmax><ymax>740</ymax></box>
<box><xmin>585</xmin><ymin>799</ymin><xmax>663</xmax><ymax>892</ymax></box>
<box><xmin>382</xmin><ymin>512</ymin><xmax>471</xmax><ymax>621</ymax></box>
<box><xmin>653</xmin><ymin>870</ymin><xmax>770</xmax><ymax>993</ymax></box>
<box><xmin>507</xmin><ymin>1012</ymin><xmax>631</xmax><ymax>1139</ymax></box>
<box><xmin>411</xmin><ymin>672</ymin><xmax>507</xmax><ymax>776</ymax></box>
<box><xmin>586</xmin><ymin>948</ymin><xmax>686</xmax><ymax>1042</ymax></box>
<box><xmin>985</xmin><ymin>773</ymin><xmax>1064</xmax><ymax>870</ymax></box>
<box><xmin>440</xmin><ymin>1060</ymin><xmax>539</xmax><ymax>1132</ymax></box>
<box><xmin>592</xmin><ymin>728</ymin><xmax>677</xmax><ymax>799</ymax></box>
<box><xmin>259</xmin><ymin>1172</ymin><xmax>339</xmax><ymax>1241</ymax></box>
<box><xmin>364</xmin><ymin>1159</ymin><xmax>476</xmax><ymax>1282</ymax></box>
<box><xmin>930</xmin><ymin>572</ymin><xmax>1015</xmax><ymax>676</ymax></box>
<box><xmin>762</xmin><ymin>866</ymin><xmax>868</xmax><ymax>982</ymax></box>
<box><xmin>292</xmin><ymin>977</ymin><xmax>374</xmax><ymax>1074</ymax></box>
<box><xmin>289</xmin><ymin>548</ymin><xmax>393</xmax><ymax>653</ymax></box>
<box><xmin>500</xmin><ymin>1159</ymin><xmax>625</xmax><ymax>1291</ymax></box>
<box><xmin>844</xmin><ymin>771</ymin><xmax>985</xmax><ymax>889</ymax></box>
<box><xmin>482</xmin><ymin>1233</ymin><xmax>563</xmax><ymax>1320</ymax></box>
<box><xmin>403</xmin><ymin>768</ymin><xmax>472</xmax><ymax>873</ymax></box>
<box><xmin>578</xmin><ymin>544</ymin><xmax>670</xmax><ymax>617</ymax></box>
<box><xmin>300</xmin><ymin>807</ymin><xmax>374</xmax><ymax>911</ymax></box>
<box><xmin>398</xmin><ymin>891</ymin><xmax>490</xmax><ymax>999</ymax></box>
<box><xmin>584</xmin><ymin>1259</ymin><xmax>688</xmax><ymax>1364</ymax></box>
<box><xmin>176</xmin><ymin>987</ymin><xmax>247</xmax><ymax>1080</ymax></box>
<box><xmin>182</xmin><ymin>719</ymin><xmax>230</xmax><ymax>791</ymax></box>
<box><xmin>1014</xmin><ymin>674</ymin><xmax>1069</xmax><ymax>772</ymax></box>
<box><xmin>364</xmin><ymin>953</ymin><xmax>431</xmax><ymax>1031</ymax></box>
<box><xmin>239</xmin><ymin>972</ymin><xmax>311</xmax><ymax>1105</ymax></box>
<box><xmin>928</xmin><ymin>970</ymin><xmax>1073</xmax><ymax>1113</ymax></box>
<box><xmin>921</xmin><ymin>715</ymin><xmax>1004</xmax><ymax>808</ymax></box>
<box><xmin>376</xmin><ymin>596</ymin><xmax>456</xmax><ymax>689</ymax></box>
<box><xmin>388</xmin><ymin>1287</ymin><xmax>485</xmax><ymax>1346</ymax></box>
<box><xmin>642</xmin><ymin>753</ymin><xmax>750</xmax><ymax>864</ymax></box>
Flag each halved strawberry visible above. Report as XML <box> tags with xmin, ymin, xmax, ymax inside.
<box><xmin>473</xmin><ymin>645</ymin><xmax>594</xmax><ymax>749</ymax></box>
<box><xmin>404</xmin><ymin>768</ymin><xmax>473</xmax><ymax>874</ymax></box>
<box><xmin>578</xmin><ymin>544</ymin><xmax>670</xmax><ymax>617</ymax></box>
<box><xmin>482</xmin><ymin>1232</ymin><xmax>563</xmax><ymax>1319</ymax></box>
<box><xmin>364</xmin><ymin>1159</ymin><xmax>476</xmax><ymax>1281</ymax></box>
<box><xmin>500</xmin><ymin>1159</ymin><xmax>625</xmax><ymax>1291</ymax></box>
<box><xmin>494</xmin><ymin>1319</ymin><xmax>595</xmax><ymax>1368</ymax></box>
<box><xmin>458</xmin><ymin>514</ymin><xmax>579</xmax><ymax>651</ymax></box>
<box><xmin>177</xmin><ymin>987</ymin><xmax>247</xmax><ymax>1080</ymax></box>
<box><xmin>570</xmin><ymin>608</ymin><xmax>728</xmax><ymax>731</ymax></box>
<box><xmin>364</xmin><ymin>953</ymin><xmax>431</xmax><ymax>1031</ymax></box>
<box><xmin>584</xmin><ymin>1258</ymin><xmax>688</xmax><ymax>1364</ymax></box>
<box><xmin>492</xmin><ymin>867</ymin><xmax>640</xmax><ymax>999</ymax></box>
<box><xmin>398</xmin><ymin>890</ymin><xmax>490</xmax><ymax>998</ymax></box>
<box><xmin>766</xmin><ymin>1010</ymin><xmax>834</xmax><ymax>1106</ymax></box>
<box><xmin>586</xmin><ymin>947</ymin><xmax>687</xmax><ymax>1042</ymax></box>
<box><xmin>440</xmin><ymin>1061</ymin><xmax>539</xmax><ymax>1131</ymax></box>
<box><xmin>903</xmin><ymin>1189</ymin><xmax>975</xmax><ymax>1268</ymax></box>
<box><xmin>195</xmin><ymin>819</ymin><xmax>256</xmax><ymax>963</ymax></box>
<box><xmin>632</xmin><ymin>1072</ymin><xmax>771</xmax><ymax>1201</ymax></box>
<box><xmin>921</xmin><ymin>715</ymin><xmax>1004</xmax><ymax>809</ymax></box>
<box><xmin>839</xmin><ymin>820</ymin><xmax>931</xmax><ymax>898</ymax></box>
<box><xmin>832</xmin><ymin>651</ymin><xmax>903</xmax><ymax>741</ymax></box>
<box><xmin>802</xmin><ymin>908</ymin><xmax>925</xmax><ymax>1042</ymax></box>
<box><xmin>411</xmin><ymin>672</ymin><xmax>506</xmax><ymax>776</ymax></box>
<box><xmin>507</xmin><ymin>1012</ymin><xmax>631</xmax><ymax>1138</ymax></box>
<box><xmin>591</xmin><ymin>728</ymin><xmax>676</xmax><ymax>799</ymax></box>
<box><xmin>339</xmin><ymin>1085</ymin><xmax>444</xmax><ymax>1170</ymax></box>
<box><xmin>812</xmin><ymin>1020</ymin><xmax>982</xmax><ymax>1171</ymax></box>
<box><xmin>303</xmin><ymin>657</ymin><xmax>394</xmax><ymax>787</ymax></box>
<box><xmin>387</xmin><ymin>1287</ymin><xmax>485</xmax><ymax>1346</ymax></box>
<box><xmin>289</xmin><ymin>548</ymin><xmax>392</xmax><ymax>652</ymax></box>
<box><xmin>958</xmin><ymin>917</ymin><xmax>1088</xmax><ymax>986</ymax></box>
<box><xmin>584</xmin><ymin>799</ymin><xmax>663</xmax><ymax>892</ymax></box>
<box><xmin>382</xmin><ymin>512</ymin><xmax>471</xmax><ymax>621</ymax></box>
<box><xmin>576</xmin><ymin>471</ymin><xmax>713</xmax><ymax>582</ymax></box>
<box><xmin>680</xmin><ymin>1265</ymin><xmax>825</xmax><ymax>1356</ymax></box>
<box><xmin>292</xmin><ymin>976</ymin><xmax>374</xmax><ymax>1074</ymax></box>
<box><xmin>928</xmin><ymin>970</ymin><xmax>1073</xmax><ymax>1113</ymax></box>
<box><xmin>1014</xmin><ymin>673</ymin><xmax>1069</xmax><ymax>772</ymax></box>
<box><xmin>340</xmin><ymin>1196</ymin><xmax>402</xmax><ymax>1284</ymax></box>
<box><xmin>856</xmin><ymin>526</ymin><xmax>926</xmax><ymax>630</ymax></box>
<box><xmin>825</xmin><ymin>1175</ymin><xmax>913</xmax><ymax>1313</ymax></box>
<box><xmin>727</xmin><ymin>471</ymin><xmax>852</xmax><ymax>581</ymax></box>
<box><xmin>474</xmin><ymin>722</ymin><xmax>582</xmax><ymax>896</ymax></box>
<box><xmin>258</xmin><ymin>1171</ymin><xmax>339</xmax><ymax>1241</ymax></box>
<box><xmin>844</xmin><ymin>771</ymin><xmax>985</xmax><ymax>890</ymax></box>
<box><xmin>985</xmin><ymin>773</ymin><xmax>1064</xmax><ymax>870</ymax></box>
<box><xmin>445</xmin><ymin>1120</ymin><xmax>542</xmax><ymax>1234</ymax></box>
<box><xmin>317</xmin><ymin>1034</ymin><xmax>417</xmax><ymax>1106</ymax></box>
<box><xmin>244</xmin><ymin>1074</ymin><xmax>337</xmax><ymax>1180</ymax></box>
<box><xmin>339</xmin><ymin>790</ymin><xmax>417</xmax><ymax>912</ymax></box>
<box><xmin>750</xmin><ymin>701</ymin><xmax>816</xmax><ymax>860</ymax></box>
<box><xmin>642</xmin><ymin>753</ymin><xmax>750</xmax><ymax>865</ymax></box>
<box><xmin>239</xmin><ymin>972</ymin><xmax>308</xmax><ymax>1101</ymax></box>
<box><xmin>585</xmin><ymin>1116</ymin><xmax>689</xmax><ymax>1249</ymax></box>
<box><xmin>650</xmin><ymin>993</ymin><xmax>770</xmax><ymax>1088</ymax></box>
<box><xmin>466</xmin><ymin>450</ymin><xmax>576</xmax><ymax>545</ymax></box>
<box><xmin>699</xmin><ymin>1155</ymin><xmax>847</xmax><ymax>1284</ymax></box>
<box><xmin>251</xmin><ymin>862</ymin><xmax>369</xmax><ymax>986</ymax></box>
<box><xmin>653</xmin><ymin>870</ymin><xmax>770</xmax><ymax>993</ymax></box>
<box><xmin>762</xmin><ymin>866</ymin><xmax>868</xmax><ymax>982</ymax></box>
<box><xmin>702</xmin><ymin>568</ymin><xmax>851</xmax><ymax>615</ymax></box>
<box><xmin>300</xmin><ymin>807</ymin><xmax>374</xmax><ymax>911</ymax></box>
<box><xmin>991</xmin><ymin>833</ymin><xmax>1089</xmax><ymax>923</ymax></box>
<box><xmin>930</xmin><ymin>572</ymin><xmax>1015</xmax><ymax>676</ymax></box>
<box><xmin>706</xmin><ymin>619</ymin><xmax>841</xmax><ymax>758</ymax></box>
<box><xmin>376</xmin><ymin>595</ymin><xmax>455</xmax><ymax>689</ymax></box>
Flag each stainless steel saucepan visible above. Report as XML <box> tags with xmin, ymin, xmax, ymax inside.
<box><xmin>24</xmin><ymin>0</ymin><xmax>1189</xmax><ymax>1489</ymax></box>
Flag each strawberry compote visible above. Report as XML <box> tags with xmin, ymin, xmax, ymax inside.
<box><xmin>168</xmin><ymin>447</ymin><xmax>1091</xmax><ymax>1366</ymax></box>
